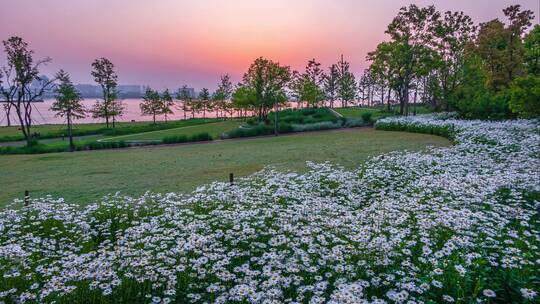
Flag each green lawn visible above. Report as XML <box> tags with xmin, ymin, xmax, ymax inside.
<box><xmin>0</xmin><ymin>128</ymin><xmax>450</xmax><ymax>206</ymax></box>
<box><xmin>101</xmin><ymin>120</ymin><xmax>242</xmax><ymax>142</ymax></box>
<box><xmin>335</xmin><ymin>107</ymin><xmax>386</xmax><ymax>119</ymax></box>
<box><xmin>0</xmin><ymin>118</ymin><xmax>220</xmax><ymax>142</ymax></box>
<box><xmin>0</xmin><ymin>121</ymin><xmax>147</xmax><ymax>139</ymax></box>
<box><xmin>335</xmin><ymin>106</ymin><xmax>433</xmax><ymax>119</ymax></box>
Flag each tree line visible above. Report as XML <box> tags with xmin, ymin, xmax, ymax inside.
<box><xmin>1</xmin><ymin>3</ymin><xmax>538</xmax><ymax>148</ymax></box>
<box><xmin>366</xmin><ymin>4</ymin><xmax>539</xmax><ymax>119</ymax></box>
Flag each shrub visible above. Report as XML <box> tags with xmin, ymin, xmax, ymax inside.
<box><xmin>162</xmin><ymin>132</ymin><xmax>213</xmax><ymax>144</ymax></box>
<box><xmin>77</xmin><ymin>141</ymin><xmax>129</xmax><ymax>151</ymax></box>
<box><xmin>361</xmin><ymin>112</ymin><xmax>373</xmax><ymax>123</ymax></box>
<box><xmin>268</xmin><ymin>108</ymin><xmax>337</xmax><ymax>125</ymax></box>
<box><xmin>375</xmin><ymin>117</ymin><xmax>456</xmax><ymax>140</ymax></box>
<box><xmin>0</xmin><ymin>144</ymin><xmax>66</xmax><ymax>155</ymax></box>
<box><xmin>291</xmin><ymin>121</ymin><xmax>342</xmax><ymax>132</ymax></box>
<box><xmin>344</xmin><ymin>118</ymin><xmax>369</xmax><ymax>128</ymax></box>
<box><xmin>222</xmin><ymin>123</ymin><xmax>293</xmax><ymax>139</ymax></box>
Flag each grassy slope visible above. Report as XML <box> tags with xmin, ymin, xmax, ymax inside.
<box><xmin>0</xmin><ymin>122</ymin><xmax>148</xmax><ymax>138</ymax></box>
<box><xmin>335</xmin><ymin>107</ymin><xmax>385</xmax><ymax>119</ymax></box>
<box><xmin>0</xmin><ymin>128</ymin><xmax>450</xmax><ymax>206</ymax></box>
<box><xmin>335</xmin><ymin>106</ymin><xmax>433</xmax><ymax>119</ymax></box>
<box><xmin>101</xmin><ymin>120</ymin><xmax>242</xmax><ymax>142</ymax></box>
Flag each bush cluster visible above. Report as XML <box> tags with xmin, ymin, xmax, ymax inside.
<box><xmin>0</xmin><ymin>140</ymin><xmax>129</xmax><ymax>155</ymax></box>
<box><xmin>291</xmin><ymin>121</ymin><xmax>342</xmax><ymax>132</ymax></box>
<box><xmin>162</xmin><ymin>132</ymin><xmax>213</xmax><ymax>144</ymax></box>
<box><xmin>222</xmin><ymin>123</ymin><xmax>293</xmax><ymax>139</ymax></box>
<box><xmin>375</xmin><ymin>121</ymin><xmax>455</xmax><ymax>140</ymax></box>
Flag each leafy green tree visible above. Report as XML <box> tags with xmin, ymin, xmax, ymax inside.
<box><xmin>367</xmin><ymin>44</ymin><xmax>395</xmax><ymax>110</ymax></box>
<box><xmin>323</xmin><ymin>64</ymin><xmax>339</xmax><ymax>108</ymax></box>
<box><xmin>524</xmin><ymin>25</ymin><xmax>540</xmax><ymax>75</ymax></box>
<box><xmin>51</xmin><ymin>70</ymin><xmax>85</xmax><ymax>151</ymax></box>
<box><xmin>237</xmin><ymin>57</ymin><xmax>290</xmax><ymax>122</ymax></box>
<box><xmin>140</xmin><ymin>87</ymin><xmax>162</xmax><ymax>124</ymax></box>
<box><xmin>231</xmin><ymin>85</ymin><xmax>256</xmax><ymax>118</ymax></box>
<box><xmin>503</xmin><ymin>5</ymin><xmax>535</xmax><ymax>80</ymax></box>
<box><xmin>508</xmin><ymin>75</ymin><xmax>540</xmax><ymax>117</ymax></box>
<box><xmin>473</xmin><ymin>5</ymin><xmax>534</xmax><ymax>91</ymax></box>
<box><xmin>384</xmin><ymin>5</ymin><xmax>440</xmax><ymax>115</ymax></box>
<box><xmin>474</xmin><ymin>20</ymin><xmax>513</xmax><ymax>91</ymax></box>
<box><xmin>90</xmin><ymin>58</ymin><xmax>122</xmax><ymax>128</ymax></box>
<box><xmin>432</xmin><ymin>10</ymin><xmax>475</xmax><ymax>110</ymax></box>
<box><xmin>452</xmin><ymin>56</ymin><xmax>511</xmax><ymax>120</ymax></box>
<box><xmin>336</xmin><ymin>55</ymin><xmax>357</xmax><ymax>108</ymax></box>
<box><xmin>176</xmin><ymin>85</ymin><xmax>193</xmax><ymax>120</ymax></box>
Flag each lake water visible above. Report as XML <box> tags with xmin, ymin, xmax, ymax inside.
<box><xmin>0</xmin><ymin>99</ymin><xmax>221</xmax><ymax>126</ymax></box>
<box><xmin>0</xmin><ymin>99</ymin><xmax>369</xmax><ymax>126</ymax></box>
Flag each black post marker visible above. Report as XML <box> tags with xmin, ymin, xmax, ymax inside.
<box><xmin>229</xmin><ymin>173</ymin><xmax>234</xmax><ymax>185</ymax></box>
<box><xmin>24</xmin><ymin>190</ymin><xmax>29</xmax><ymax>206</ymax></box>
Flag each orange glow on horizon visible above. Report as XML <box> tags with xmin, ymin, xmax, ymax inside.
<box><xmin>2</xmin><ymin>0</ymin><xmax>538</xmax><ymax>89</ymax></box>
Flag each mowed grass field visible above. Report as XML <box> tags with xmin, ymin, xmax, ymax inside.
<box><xmin>101</xmin><ymin>120</ymin><xmax>242</xmax><ymax>142</ymax></box>
<box><xmin>335</xmin><ymin>107</ymin><xmax>385</xmax><ymax>119</ymax></box>
<box><xmin>0</xmin><ymin>128</ymin><xmax>450</xmax><ymax>206</ymax></box>
<box><xmin>0</xmin><ymin>121</ymin><xmax>149</xmax><ymax>138</ymax></box>
<box><xmin>335</xmin><ymin>106</ymin><xmax>433</xmax><ymax>119</ymax></box>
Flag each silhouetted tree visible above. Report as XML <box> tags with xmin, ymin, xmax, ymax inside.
<box><xmin>323</xmin><ymin>64</ymin><xmax>339</xmax><ymax>108</ymax></box>
<box><xmin>176</xmin><ymin>85</ymin><xmax>193</xmax><ymax>120</ymax></box>
<box><xmin>0</xmin><ymin>36</ymin><xmax>55</xmax><ymax>145</ymax></box>
<box><xmin>198</xmin><ymin>88</ymin><xmax>211</xmax><ymax>118</ymax></box>
<box><xmin>51</xmin><ymin>70</ymin><xmax>85</xmax><ymax>151</ymax></box>
<box><xmin>140</xmin><ymin>87</ymin><xmax>162</xmax><ymax>124</ymax></box>
<box><xmin>91</xmin><ymin>58</ymin><xmax>122</xmax><ymax>127</ymax></box>
<box><xmin>214</xmin><ymin>74</ymin><xmax>233</xmax><ymax>118</ymax></box>
<box><xmin>293</xmin><ymin>59</ymin><xmax>326</xmax><ymax>108</ymax></box>
<box><xmin>161</xmin><ymin>88</ymin><xmax>174</xmax><ymax>122</ymax></box>
<box><xmin>336</xmin><ymin>55</ymin><xmax>357</xmax><ymax>108</ymax></box>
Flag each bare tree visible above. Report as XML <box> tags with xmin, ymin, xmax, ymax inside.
<box><xmin>0</xmin><ymin>37</ymin><xmax>55</xmax><ymax>145</ymax></box>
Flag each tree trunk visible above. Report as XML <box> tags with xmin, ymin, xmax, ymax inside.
<box><xmin>68</xmin><ymin>112</ymin><xmax>74</xmax><ymax>152</ymax></box>
<box><xmin>104</xmin><ymin>90</ymin><xmax>110</xmax><ymax>128</ymax></box>
<box><xmin>274</xmin><ymin>102</ymin><xmax>279</xmax><ymax>136</ymax></box>
<box><xmin>387</xmin><ymin>88</ymin><xmax>391</xmax><ymax>111</ymax></box>
<box><xmin>4</xmin><ymin>104</ymin><xmax>12</xmax><ymax>127</ymax></box>
<box><xmin>14</xmin><ymin>103</ymin><xmax>30</xmax><ymax>145</ymax></box>
<box><xmin>413</xmin><ymin>87</ymin><xmax>418</xmax><ymax>116</ymax></box>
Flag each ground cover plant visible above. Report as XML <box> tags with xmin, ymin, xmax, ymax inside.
<box><xmin>0</xmin><ymin>115</ymin><xmax>538</xmax><ymax>303</ymax></box>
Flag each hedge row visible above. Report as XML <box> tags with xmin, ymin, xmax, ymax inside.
<box><xmin>0</xmin><ymin>141</ymin><xmax>129</xmax><ymax>155</ymax></box>
<box><xmin>375</xmin><ymin>121</ymin><xmax>455</xmax><ymax>140</ymax></box>
<box><xmin>162</xmin><ymin>132</ymin><xmax>213</xmax><ymax>144</ymax></box>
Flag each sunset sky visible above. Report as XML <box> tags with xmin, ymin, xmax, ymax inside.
<box><xmin>1</xmin><ymin>0</ymin><xmax>539</xmax><ymax>90</ymax></box>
